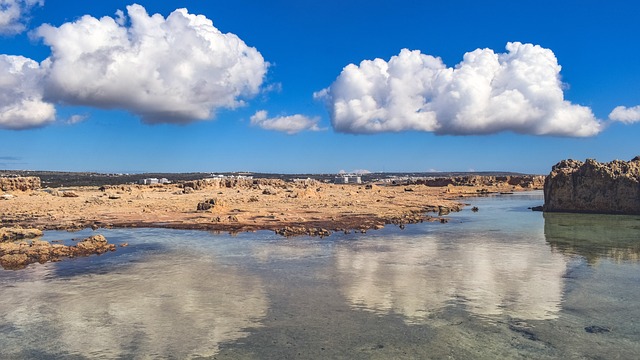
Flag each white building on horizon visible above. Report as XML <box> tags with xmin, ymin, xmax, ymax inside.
<box><xmin>139</xmin><ymin>178</ymin><xmax>170</xmax><ymax>185</ymax></box>
<box><xmin>334</xmin><ymin>174</ymin><xmax>362</xmax><ymax>184</ymax></box>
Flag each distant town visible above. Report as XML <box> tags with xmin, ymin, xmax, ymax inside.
<box><xmin>0</xmin><ymin>169</ymin><xmax>534</xmax><ymax>188</ymax></box>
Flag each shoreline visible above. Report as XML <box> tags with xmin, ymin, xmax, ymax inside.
<box><xmin>1</xmin><ymin>179</ymin><xmax>543</xmax><ymax>270</ymax></box>
<box><xmin>1</xmin><ymin>178</ymin><xmax>543</xmax><ymax>236</ymax></box>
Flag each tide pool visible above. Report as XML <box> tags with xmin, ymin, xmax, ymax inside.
<box><xmin>1</xmin><ymin>191</ymin><xmax>639</xmax><ymax>359</ymax></box>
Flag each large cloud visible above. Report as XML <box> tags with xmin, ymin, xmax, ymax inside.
<box><xmin>0</xmin><ymin>55</ymin><xmax>55</xmax><ymax>129</ymax></box>
<box><xmin>33</xmin><ymin>4</ymin><xmax>267</xmax><ymax>124</ymax></box>
<box><xmin>250</xmin><ymin>110</ymin><xmax>321</xmax><ymax>134</ymax></box>
<box><xmin>316</xmin><ymin>42</ymin><xmax>602</xmax><ymax>137</ymax></box>
<box><xmin>0</xmin><ymin>0</ymin><xmax>42</xmax><ymax>34</ymax></box>
<box><xmin>609</xmin><ymin>105</ymin><xmax>640</xmax><ymax>124</ymax></box>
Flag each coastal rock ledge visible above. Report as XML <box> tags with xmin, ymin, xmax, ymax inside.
<box><xmin>543</xmin><ymin>157</ymin><xmax>640</xmax><ymax>215</ymax></box>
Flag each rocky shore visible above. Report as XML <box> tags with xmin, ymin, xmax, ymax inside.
<box><xmin>411</xmin><ymin>175</ymin><xmax>545</xmax><ymax>189</ymax></box>
<box><xmin>1</xmin><ymin>174</ymin><xmax>542</xmax><ymax>241</ymax></box>
<box><xmin>544</xmin><ymin>157</ymin><xmax>640</xmax><ymax>215</ymax></box>
<box><xmin>0</xmin><ymin>231</ymin><xmax>116</xmax><ymax>270</ymax></box>
<box><xmin>0</xmin><ymin>174</ymin><xmax>548</xmax><ymax>269</ymax></box>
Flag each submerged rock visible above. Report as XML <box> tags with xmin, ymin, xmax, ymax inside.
<box><xmin>543</xmin><ymin>157</ymin><xmax>640</xmax><ymax>215</ymax></box>
<box><xmin>585</xmin><ymin>325</ymin><xmax>611</xmax><ymax>334</ymax></box>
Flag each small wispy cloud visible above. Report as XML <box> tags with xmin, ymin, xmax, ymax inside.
<box><xmin>0</xmin><ymin>155</ymin><xmax>25</xmax><ymax>167</ymax></box>
<box><xmin>65</xmin><ymin>114</ymin><xmax>89</xmax><ymax>125</ymax></box>
<box><xmin>250</xmin><ymin>110</ymin><xmax>323</xmax><ymax>134</ymax></box>
<box><xmin>262</xmin><ymin>82</ymin><xmax>282</xmax><ymax>94</ymax></box>
<box><xmin>609</xmin><ymin>105</ymin><xmax>640</xmax><ymax>124</ymax></box>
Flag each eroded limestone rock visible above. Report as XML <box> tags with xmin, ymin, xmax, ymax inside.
<box><xmin>543</xmin><ymin>157</ymin><xmax>640</xmax><ymax>215</ymax></box>
<box><xmin>0</xmin><ymin>234</ymin><xmax>116</xmax><ymax>270</ymax></box>
<box><xmin>0</xmin><ymin>227</ymin><xmax>43</xmax><ymax>242</ymax></box>
<box><xmin>0</xmin><ymin>176</ymin><xmax>41</xmax><ymax>191</ymax></box>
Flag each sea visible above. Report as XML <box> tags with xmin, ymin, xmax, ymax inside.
<box><xmin>1</xmin><ymin>191</ymin><xmax>639</xmax><ymax>359</ymax></box>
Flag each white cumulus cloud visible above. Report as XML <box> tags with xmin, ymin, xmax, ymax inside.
<box><xmin>316</xmin><ymin>42</ymin><xmax>602</xmax><ymax>137</ymax></box>
<box><xmin>34</xmin><ymin>4</ymin><xmax>268</xmax><ymax>124</ymax></box>
<box><xmin>0</xmin><ymin>0</ymin><xmax>42</xmax><ymax>35</ymax></box>
<box><xmin>0</xmin><ymin>54</ymin><xmax>55</xmax><ymax>129</ymax></box>
<box><xmin>250</xmin><ymin>110</ymin><xmax>321</xmax><ymax>134</ymax></box>
<box><xmin>609</xmin><ymin>105</ymin><xmax>640</xmax><ymax>124</ymax></box>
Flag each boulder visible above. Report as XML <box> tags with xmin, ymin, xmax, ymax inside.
<box><xmin>197</xmin><ymin>198</ymin><xmax>226</xmax><ymax>211</ymax></box>
<box><xmin>0</xmin><ymin>253</ymin><xmax>29</xmax><ymax>270</ymax></box>
<box><xmin>543</xmin><ymin>157</ymin><xmax>640</xmax><ymax>215</ymax></box>
<box><xmin>73</xmin><ymin>235</ymin><xmax>115</xmax><ymax>255</ymax></box>
<box><xmin>62</xmin><ymin>191</ymin><xmax>79</xmax><ymax>198</ymax></box>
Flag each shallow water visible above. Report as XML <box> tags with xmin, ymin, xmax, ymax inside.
<box><xmin>1</xmin><ymin>191</ymin><xmax>640</xmax><ymax>359</ymax></box>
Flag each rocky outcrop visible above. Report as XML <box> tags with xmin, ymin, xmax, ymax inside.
<box><xmin>180</xmin><ymin>178</ymin><xmax>317</xmax><ymax>191</ymax></box>
<box><xmin>0</xmin><ymin>227</ymin><xmax>43</xmax><ymax>242</ymax></box>
<box><xmin>0</xmin><ymin>234</ymin><xmax>116</xmax><ymax>270</ymax></box>
<box><xmin>0</xmin><ymin>176</ymin><xmax>41</xmax><ymax>191</ymax></box>
<box><xmin>414</xmin><ymin>175</ymin><xmax>545</xmax><ymax>189</ymax></box>
<box><xmin>543</xmin><ymin>157</ymin><xmax>640</xmax><ymax>214</ymax></box>
<box><xmin>196</xmin><ymin>198</ymin><xmax>226</xmax><ymax>211</ymax></box>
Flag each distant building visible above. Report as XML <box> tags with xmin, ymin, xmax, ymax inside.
<box><xmin>139</xmin><ymin>178</ymin><xmax>170</xmax><ymax>185</ymax></box>
<box><xmin>207</xmin><ymin>174</ymin><xmax>253</xmax><ymax>180</ymax></box>
<box><xmin>334</xmin><ymin>174</ymin><xmax>362</xmax><ymax>184</ymax></box>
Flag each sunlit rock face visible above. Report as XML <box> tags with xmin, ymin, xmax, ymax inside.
<box><xmin>0</xmin><ymin>253</ymin><xmax>268</xmax><ymax>358</ymax></box>
<box><xmin>544</xmin><ymin>157</ymin><xmax>640</xmax><ymax>215</ymax></box>
<box><xmin>335</xmin><ymin>234</ymin><xmax>567</xmax><ymax>323</ymax></box>
<box><xmin>0</xmin><ymin>176</ymin><xmax>41</xmax><ymax>191</ymax></box>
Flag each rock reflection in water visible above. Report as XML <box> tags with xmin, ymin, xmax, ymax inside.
<box><xmin>544</xmin><ymin>212</ymin><xmax>640</xmax><ymax>263</ymax></box>
<box><xmin>0</xmin><ymin>252</ymin><xmax>268</xmax><ymax>359</ymax></box>
<box><xmin>335</xmin><ymin>233</ymin><xmax>567</xmax><ymax>323</ymax></box>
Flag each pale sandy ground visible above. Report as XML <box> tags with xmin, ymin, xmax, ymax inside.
<box><xmin>0</xmin><ymin>180</ymin><xmax>533</xmax><ymax>236</ymax></box>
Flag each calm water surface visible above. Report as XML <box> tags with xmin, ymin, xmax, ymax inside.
<box><xmin>1</xmin><ymin>191</ymin><xmax>639</xmax><ymax>359</ymax></box>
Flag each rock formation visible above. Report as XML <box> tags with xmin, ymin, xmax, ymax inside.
<box><xmin>0</xmin><ymin>176</ymin><xmax>41</xmax><ymax>192</ymax></box>
<box><xmin>0</xmin><ymin>227</ymin><xmax>43</xmax><ymax>241</ymax></box>
<box><xmin>181</xmin><ymin>178</ymin><xmax>317</xmax><ymax>191</ymax></box>
<box><xmin>543</xmin><ymin>157</ymin><xmax>640</xmax><ymax>214</ymax></box>
<box><xmin>414</xmin><ymin>175</ymin><xmax>545</xmax><ymax>189</ymax></box>
<box><xmin>196</xmin><ymin>198</ymin><xmax>226</xmax><ymax>211</ymax></box>
<box><xmin>0</xmin><ymin>234</ymin><xmax>116</xmax><ymax>270</ymax></box>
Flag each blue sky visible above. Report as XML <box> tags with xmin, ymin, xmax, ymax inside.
<box><xmin>0</xmin><ymin>0</ymin><xmax>638</xmax><ymax>174</ymax></box>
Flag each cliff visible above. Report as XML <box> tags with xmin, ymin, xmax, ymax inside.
<box><xmin>543</xmin><ymin>157</ymin><xmax>640</xmax><ymax>214</ymax></box>
<box><xmin>0</xmin><ymin>177</ymin><xmax>41</xmax><ymax>192</ymax></box>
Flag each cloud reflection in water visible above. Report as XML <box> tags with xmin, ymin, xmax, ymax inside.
<box><xmin>0</xmin><ymin>252</ymin><xmax>268</xmax><ymax>358</ymax></box>
<box><xmin>335</xmin><ymin>233</ymin><xmax>567</xmax><ymax>323</ymax></box>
